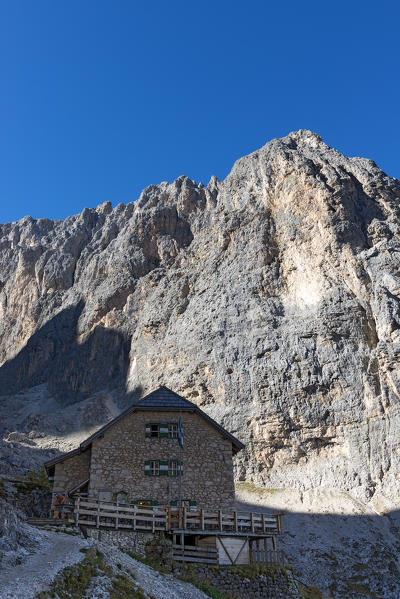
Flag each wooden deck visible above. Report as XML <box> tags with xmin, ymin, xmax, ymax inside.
<box><xmin>58</xmin><ymin>498</ymin><xmax>283</xmax><ymax>537</ymax></box>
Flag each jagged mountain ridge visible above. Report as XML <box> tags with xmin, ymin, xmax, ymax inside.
<box><xmin>1</xmin><ymin>129</ymin><xmax>400</xmax><ymax>512</ymax></box>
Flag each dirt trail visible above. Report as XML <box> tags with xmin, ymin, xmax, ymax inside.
<box><xmin>0</xmin><ymin>530</ymin><xmax>90</xmax><ymax>599</ymax></box>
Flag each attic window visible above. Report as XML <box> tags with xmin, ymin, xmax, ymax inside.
<box><xmin>145</xmin><ymin>423</ymin><xmax>174</xmax><ymax>438</ymax></box>
<box><xmin>150</xmin><ymin>424</ymin><xmax>160</xmax><ymax>438</ymax></box>
<box><xmin>168</xmin><ymin>423</ymin><xmax>178</xmax><ymax>439</ymax></box>
<box><xmin>144</xmin><ymin>460</ymin><xmax>182</xmax><ymax>476</ymax></box>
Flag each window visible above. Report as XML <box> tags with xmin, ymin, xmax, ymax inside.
<box><xmin>145</xmin><ymin>422</ymin><xmax>178</xmax><ymax>438</ymax></box>
<box><xmin>150</xmin><ymin>460</ymin><xmax>159</xmax><ymax>476</ymax></box>
<box><xmin>168</xmin><ymin>460</ymin><xmax>182</xmax><ymax>476</ymax></box>
<box><xmin>169</xmin><ymin>460</ymin><xmax>178</xmax><ymax>476</ymax></box>
<box><xmin>168</xmin><ymin>423</ymin><xmax>178</xmax><ymax>439</ymax></box>
<box><xmin>144</xmin><ymin>460</ymin><xmax>160</xmax><ymax>476</ymax></box>
<box><xmin>134</xmin><ymin>499</ymin><xmax>158</xmax><ymax>507</ymax></box>
<box><xmin>170</xmin><ymin>499</ymin><xmax>197</xmax><ymax>511</ymax></box>
<box><xmin>150</xmin><ymin>424</ymin><xmax>160</xmax><ymax>438</ymax></box>
<box><xmin>145</xmin><ymin>459</ymin><xmax>182</xmax><ymax>476</ymax></box>
<box><xmin>116</xmin><ymin>491</ymin><xmax>128</xmax><ymax>504</ymax></box>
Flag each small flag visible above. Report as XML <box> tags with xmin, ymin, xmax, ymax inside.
<box><xmin>178</xmin><ymin>417</ymin><xmax>184</xmax><ymax>449</ymax></box>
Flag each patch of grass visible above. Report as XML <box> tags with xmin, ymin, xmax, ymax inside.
<box><xmin>345</xmin><ymin>580</ymin><xmax>380</xmax><ymax>598</ymax></box>
<box><xmin>110</xmin><ymin>574</ymin><xmax>147</xmax><ymax>599</ymax></box>
<box><xmin>179</xmin><ymin>572</ymin><xmax>229</xmax><ymax>599</ymax></box>
<box><xmin>235</xmin><ymin>482</ymin><xmax>286</xmax><ymax>497</ymax></box>
<box><xmin>298</xmin><ymin>584</ymin><xmax>324</xmax><ymax>599</ymax></box>
<box><xmin>176</xmin><ymin>564</ymin><xmax>230</xmax><ymax>599</ymax></box>
<box><xmin>227</xmin><ymin>563</ymin><xmax>292</xmax><ymax>580</ymax></box>
<box><xmin>123</xmin><ymin>550</ymin><xmax>170</xmax><ymax>574</ymax></box>
<box><xmin>35</xmin><ymin>547</ymin><xmax>105</xmax><ymax>599</ymax></box>
<box><xmin>56</xmin><ymin>527</ymin><xmax>80</xmax><ymax>536</ymax></box>
<box><xmin>15</xmin><ymin>467</ymin><xmax>51</xmax><ymax>494</ymax></box>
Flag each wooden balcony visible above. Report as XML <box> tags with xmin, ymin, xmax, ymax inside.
<box><xmin>59</xmin><ymin>498</ymin><xmax>283</xmax><ymax>537</ymax></box>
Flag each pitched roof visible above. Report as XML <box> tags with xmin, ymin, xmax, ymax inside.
<box><xmin>134</xmin><ymin>386</ymin><xmax>195</xmax><ymax>409</ymax></box>
<box><xmin>45</xmin><ymin>386</ymin><xmax>244</xmax><ymax>472</ymax></box>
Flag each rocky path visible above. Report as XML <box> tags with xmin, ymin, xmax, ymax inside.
<box><xmin>0</xmin><ymin>528</ymin><xmax>208</xmax><ymax>599</ymax></box>
<box><xmin>0</xmin><ymin>529</ymin><xmax>90</xmax><ymax>599</ymax></box>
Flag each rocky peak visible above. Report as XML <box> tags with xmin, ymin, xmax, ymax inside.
<box><xmin>0</xmin><ymin>131</ymin><xmax>400</xmax><ymax>516</ymax></box>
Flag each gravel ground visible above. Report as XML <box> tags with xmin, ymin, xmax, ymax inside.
<box><xmin>99</xmin><ymin>541</ymin><xmax>209</xmax><ymax>599</ymax></box>
<box><xmin>0</xmin><ymin>529</ymin><xmax>91</xmax><ymax>599</ymax></box>
<box><xmin>0</xmin><ymin>526</ymin><xmax>209</xmax><ymax>599</ymax></box>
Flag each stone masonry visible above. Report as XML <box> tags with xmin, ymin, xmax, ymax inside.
<box><xmin>52</xmin><ymin>450</ymin><xmax>90</xmax><ymax>506</ymax></box>
<box><xmin>172</xmin><ymin>562</ymin><xmax>302</xmax><ymax>599</ymax></box>
<box><xmin>88</xmin><ymin>410</ymin><xmax>235</xmax><ymax>510</ymax></box>
<box><xmin>86</xmin><ymin>528</ymin><xmax>153</xmax><ymax>557</ymax></box>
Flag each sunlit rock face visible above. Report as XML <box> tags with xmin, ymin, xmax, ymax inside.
<box><xmin>1</xmin><ymin>130</ymin><xmax>400</xmax><ymax>511</ymax></box>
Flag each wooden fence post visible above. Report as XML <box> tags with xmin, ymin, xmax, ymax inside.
<box><xmin>97</xmin><ymin>500</ymin><xmax>101</xmax><ymax>528</ymax></box>
<box><xmin>250</xmin><ymin>512</ymin><xmax>254</xmax><ymax>533</ymax></box>
<box><xmin>75</xmin><ymin>497</ymin><xmax>80</xmax><ymax>527</ymax></box>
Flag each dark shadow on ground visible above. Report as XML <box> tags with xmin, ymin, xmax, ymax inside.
<box><xmin>236</xmin><ymin>497</ymin><xmax>400</xmax><ymax>599</ymax></box>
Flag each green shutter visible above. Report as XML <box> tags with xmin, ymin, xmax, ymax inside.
<box><xmin>151</xmin><ymin>500</ymin><xmax>158</xmax><ymax>506</ymax></box>
<box><xmin>159</xmin><ymin>423</ymin><xmax>169</xmax><ymax>438</ymax></box>
<box><xmin>189</xmin><ymin>500</ymin><xmax>197</xmax><ymax>507</ymax></box>
<box><xmin>159</xmin><ymin>460</ymin><xmax>169</xmax><ymax>475</ymax></box>
<box><xmin>144</xmin><ymin>460</ymin><xmax>150</xmax><ymax>475</ymax></box>
<box><xmin>145</xmin><ymin>425</ymin><xmax>151</xmax><ymax>438</ymax></box>
<box><xmin>170</xmin><ymin>500</ymin><xmax>178</xmax><ymax>506</ymax></box>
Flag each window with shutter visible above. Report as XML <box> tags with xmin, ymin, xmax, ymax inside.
<box><xmin>159</xmin><ymin>460</ymin><xmax>169</xmax><ymax>475</ymax></box>
<box><xmin>168</xmin><ymin>460</ymin><xmax>182</xmax><ymax>476</ymax></box>
<box><xmin>145</xmin><ymin>460</ymin><xmax>160</xmax><ymax>476</ymax></box>
<box><xmin>168</xmin><ymin>423</ymin><xmax>178</xmax><ymax>438</ymax></box>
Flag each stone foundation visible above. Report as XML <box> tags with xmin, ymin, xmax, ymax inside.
<box><xmin>172</xmin><ymin>562</ymin><xmax>302</xmax><ymax>599</ymax></box>
<box><xmin>86</xmin><ymin>528</ymin><xmax>154</xmax><ymax>557</ymax></box>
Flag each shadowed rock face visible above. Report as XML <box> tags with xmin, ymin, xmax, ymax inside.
<box><xmin>1</xmin><ymin>130</ymin><xmax>400</xmax><ymax>511</ymax></box>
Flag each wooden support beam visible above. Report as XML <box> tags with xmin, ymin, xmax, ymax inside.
<box><xmin>75</xmin><ymin>497</ymin><xmax>80</xmax><ymax>527</ymax></box>
<box><xmin>233</xmin><ymin>511</ymin><xmax>238</xmax><ymax>532</ymax></box>
<box><xmin>217</xmin><ymin>536</ymin><xmax>234</xmax><ymax>565</ymax></box>
<box><xmin>232</xmin><ymin>538</ymin><xmax>248</xmax><ymax>566</ymax></box>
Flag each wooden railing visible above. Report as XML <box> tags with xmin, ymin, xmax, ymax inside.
<box><xmin>172</xmin><ymin>544</ymin><xmax>218</xmax><ymax>564</ymax></box>
<box><xmin>250</xmin><ymin>548</ymin><xmax>285</xmax><ymax>565</ymax></box>
<box><xmin>68</xmin><ymin>498</ymin><xmax>282</xmax><ymax>536</ymax></box>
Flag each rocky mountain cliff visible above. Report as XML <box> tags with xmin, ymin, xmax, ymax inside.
<box><xmin>1</xmin><ymin>130</ymin><xmax>400</xmax><ymax>513</ymax></box>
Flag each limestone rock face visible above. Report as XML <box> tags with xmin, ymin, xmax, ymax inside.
<box><xmin>1</xmin><ymin>130</ymin><xmax>400</xmax><ymax>511</ymax></box>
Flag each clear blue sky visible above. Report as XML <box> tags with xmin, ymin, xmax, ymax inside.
<box><xmin>1</xmin><ymin>1</ymin><xmax>399</xmax><ymax>223</ymax></box>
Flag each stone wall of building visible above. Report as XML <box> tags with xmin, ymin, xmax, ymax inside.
<box><xmin>86</xmin><ymin>528</ymin><xmax>153</xmax><ymax>557</ymax></box>
<box><xmin>52</xmin><ymin>449</ymin><xmax>91</xmax><ymax>505</ymax></box>
<box><xmin>88</xmin><ymin>410</ymin><xmax>235</xmax><ymax>510</ymax></box>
